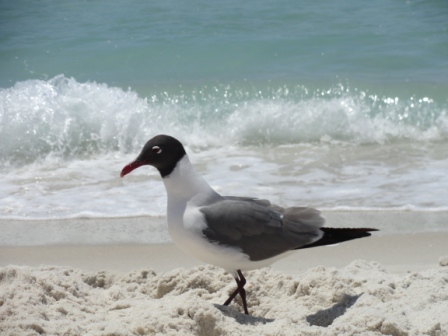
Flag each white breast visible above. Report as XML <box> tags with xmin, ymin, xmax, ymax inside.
<box><xmin>165</xmin><ymin>195</ymin><xmax>246</xmax><ymax>272</ymax></box>
<box><xmin>162</xmin><ymin>155</ymin><xmax>287</xmax><ymax>275</ymax></box>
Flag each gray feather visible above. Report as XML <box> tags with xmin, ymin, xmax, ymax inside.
<box><xmin>200</xmin><ymin>196</ymin><xmax>325</xmax><ymax>261</ymax></box>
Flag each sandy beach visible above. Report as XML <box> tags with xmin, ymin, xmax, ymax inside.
<box><xmin>1</xmin><ymin>214</ymin><xmax>448</xmax><ymax>336</ymax></box>
<box><xmin>2</xmin><ymin>0</ymin><xmax>448</xmax><ymax>334</ymax></box>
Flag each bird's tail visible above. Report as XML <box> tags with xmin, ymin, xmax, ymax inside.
<box><xmin>298</xmin><ymin>227</ymin><xmax>378</xmax><ymax>250</ymax></box>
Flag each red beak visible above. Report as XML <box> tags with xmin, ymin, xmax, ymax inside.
<box><xmin>120</xmin><ymin>160</ymin><xmax>146</xmax><ymax>177</ymax></box>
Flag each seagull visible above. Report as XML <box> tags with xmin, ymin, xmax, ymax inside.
<box><xmin>120</xmin><ymin>134</ymin><xmax>377</xmax><ymax>315</ymax></box>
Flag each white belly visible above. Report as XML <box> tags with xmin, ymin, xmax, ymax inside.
<box><xmin>166</xmin><ymin>199</ymin><xmax>287</xmax><ymax>275</ymax></box>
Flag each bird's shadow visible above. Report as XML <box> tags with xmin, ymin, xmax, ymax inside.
<box><xmin>214</xmin><ymin>293</ymin><xmax>361</xmax><ymax>326</ymax></box>
<box><xmin>214</xmin><ymin>304</ymin><xmax>275</xmax><ymax>325</ymax></box>
<box><xmin>306</xmin><ymin>294</ymin><xmax>362</xmax><ymax>327</ymax></box>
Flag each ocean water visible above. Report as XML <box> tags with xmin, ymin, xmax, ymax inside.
<box><xmin>1</xmin><ymin>1</ymin><xmax>447</xmax><ymax>237</ymax></box>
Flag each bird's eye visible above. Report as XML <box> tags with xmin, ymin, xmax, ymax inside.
<box><xmin>152</xmin><ymin>146</ymin><xmax>162</xmax><ymax>154</ymax></box>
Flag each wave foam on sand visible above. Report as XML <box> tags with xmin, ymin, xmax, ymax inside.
<box><xmin>1</xmin><ymin>260</ymin><xmax>447</xmax><ymax>336</ymax></box>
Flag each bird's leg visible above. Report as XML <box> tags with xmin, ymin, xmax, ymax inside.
<box><xmin>223</xmin><ymin>279</ymin><xmax>241</xmax><ymax>306</ymax></box>
<box><xmin>222</xmin><ymin>270</ymin><xmax>249</xmax><ymax>315</ymax></box>
<box><xmin>223</xmin><ymin>286</ymin><xmax>239</xmax><ymax>306</ymax></box>
<box><xmin>237</xmin><ymin>270</ymin><xmax>249</xmax><ymax>315</ymax></box>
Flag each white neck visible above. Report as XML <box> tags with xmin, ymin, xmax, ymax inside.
<box><xmin>162</xmin><ymin>155</ymin><xmax>215</xmax><ymax>201</ymax></box>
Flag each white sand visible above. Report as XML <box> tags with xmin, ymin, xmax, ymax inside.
<box><xmin>1</xmin><ymin>214</ymin><xmax>448</xmax><ymax>335</ymax></box>
<box><xmin>1</xmin><ymin>232</ymin><xmax>447</xmax><ymax>274</ymax></box>
<box><xmin>1</xmin><ymin>261</ymin><xmax>447</xmax><ymax>336</ymax></box>
<box><xmin>0</xmin><ymin>232</ymin><xmax>448</xmax><ymax>336</ymax></box>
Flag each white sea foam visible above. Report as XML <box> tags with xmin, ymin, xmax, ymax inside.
<box><xmin>1</xmin><ymin>76</ymin><xmax>447</xmax><ymax>224</ymax></box>
<box><xmin>1</xmin><ymin>76</ymin><xmax>446</xmax><ymax>166</ymax></box>
<box><xmin>1</xmin><ymin>143</ymin><xmax>448</xmax><ymax>222</ymax></box>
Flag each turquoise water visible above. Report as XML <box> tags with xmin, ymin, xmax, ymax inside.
<box><xmin>0</xmin><ymin>1</ymin><xmax>447</xmax><ymax>222</ymax></box>
<box><xmin>2</xmin><ymin>0</ymin><xmax>447</xmax><ymax>90</ymax></box>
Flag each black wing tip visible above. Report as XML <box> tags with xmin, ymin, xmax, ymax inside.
<box><xmin>298</xmin><ymin>227</ymin><xmax>379</xmax><ymax>250</ymax></box>
<box><xmin>321</xmin><ymin>227</ymin><xmax>379</xmax><ymax>238</ymax></box>
<box><xmin>322</xmin><ymin>227</ymin><xmax>379</xmax><ymax>232</ymax></box>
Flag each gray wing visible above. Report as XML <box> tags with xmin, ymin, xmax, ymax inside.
<box><xmin>200</xmin><ymin>197</ymin><xmax>325</xmax><ymax>261</ymax></box>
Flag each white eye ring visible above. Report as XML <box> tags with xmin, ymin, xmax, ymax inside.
<box><xmin>152</xmin><ymin>146</ymin><xmax>162</xmax><ymax>154</ymax></box>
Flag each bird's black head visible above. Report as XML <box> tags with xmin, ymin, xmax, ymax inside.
<box><xmin>120</xmin><ymin>134</ymin><xmax>186</xmax><ymax>178</ymax></box>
